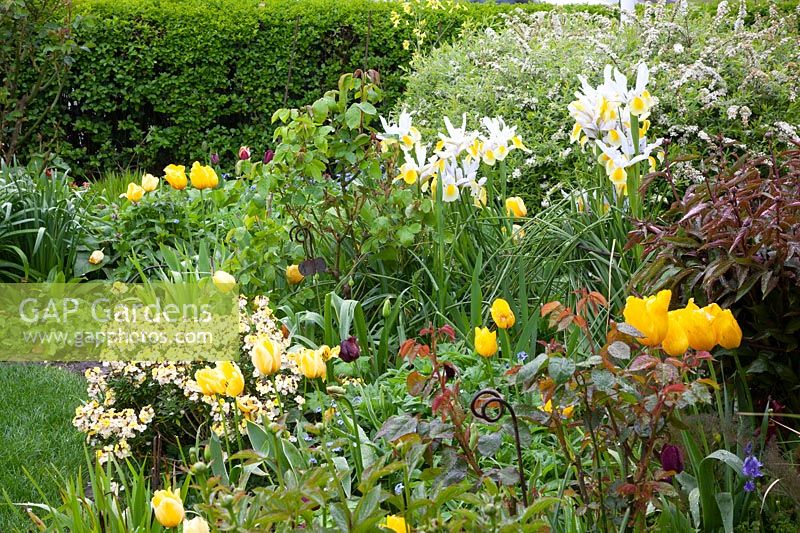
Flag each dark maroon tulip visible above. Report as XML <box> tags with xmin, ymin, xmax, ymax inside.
<box><xmin>660</xmin><ymin>444</ymin><xmax>684</xmax><ymax>476</ymax></box>
<box><xmin>442</xmin><ymin>361</ymin><xmax>457</xmax><ymax>380</ymax></box>
<box><xmin>210</xmin><ymin>152</ymin><xmax>220</xmax><ymax>165</ymax></box>
<box><xmin>263</xmin><ymin>149</ymin><xmax>274</xmax><ymax>164</ymax></box>
<box><xmin>339</xmin><ymin>336</ymin><xmax>360</xmax><ymax>363</ymax></box>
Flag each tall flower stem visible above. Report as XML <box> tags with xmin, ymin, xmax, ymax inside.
<box><xmin>434</xmin><ymin>171</ymin><xmax>446</xmax><ymax>322</ymax></box>
<box><xmin>628</xmin><ymin>114</ymin><xmax>642</xmax><ymax>220</ymax></box>
<box><xmin>500</xmin><ymin>328</ymin><xmax>513</xmax><ymax>365</ymax></box>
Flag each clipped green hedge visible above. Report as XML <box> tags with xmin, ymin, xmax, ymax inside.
<box><xmin>59</xmin><ymin>0</ymin><xmax>612</xmax><ymax>175</ymax></box>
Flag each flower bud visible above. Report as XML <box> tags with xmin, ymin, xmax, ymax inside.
<box><xmin>210</xmin><ymin>152</ymin><xmax>220</xmax><ymax>165</ymax></box>
<box><xmin>88</xmin><ymin>250</ymin><xmax>105</xmax><ymax>265</ymax></box>
<box><xmin>190</xmin><ymin>461</ymin><xmax>208</xmax><ymax>474</ymax></box>
<box><xmin>659</xmin><ymin>444</ymin><xmax>684</xmax><ymax>476</ymax></box>
<box><xmin>263</xmin><ymin>149</ymin><xmax>274</xmax><ymax>164</ymax></box>
<box><xmin>238</xmin><ymin>146</ymin><xmax>251</xmax><ymax>160</ymax></box>
<box><xmin>339</xmin><ymin>336</ymin><xmax>361</xmax><ymax>363</ymax></box>
<box><xmin>326</xmin><ymin>385</ymin><xmax>346</xmax><ymax>398</ymax></box>
<box><xmin>382</xmin><ymin>298</ymin><xmax>392</xmax><ymax>318</ymax></box>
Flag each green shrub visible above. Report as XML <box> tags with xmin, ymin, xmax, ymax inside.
<box><xmin>51</xmin><ymin>0</ymin><xmax>611</xmax><ymax>176</ymax></box>
<box><xmin>400</xmin><ymin>1</ymin><xmax>800</xmax><ymax>209</ymax></box>
<box><xmin>0</xmin><ymin>0</ymin><xmax>83</xmax><ymax>162</ymax></box>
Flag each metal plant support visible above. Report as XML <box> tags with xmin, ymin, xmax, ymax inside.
<box><xmin>470</xmin><ymin>388</ymin><xmax>529</xmax><ymax>507</ymax></box>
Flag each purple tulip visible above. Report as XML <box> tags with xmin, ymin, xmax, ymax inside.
<box><xmin>263</xmin><ymin>149</ymin><xmax>274</xmax><ymax>164</ymax></box>
<box><xmin>339</xmin><ymin>336</ymin><xmax>360</xmax><ymax>363</ymax></box>
<box><xmin>660</xmin><ymin>444</ymin><xmax>684</xmax><ymax>476</ymax></box>
<box><xmin>210</xmin><ymin>152</ymin><xmax>220</xmax><ymax>165</ymax></box>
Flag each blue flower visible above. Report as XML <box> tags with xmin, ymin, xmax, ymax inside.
<box><xmin>309</xmin><ymin>457</ymin><xmax>318</xmax><ymax>465</ymax></box>
<box><xmin>394</xmin><ymin>483</ymin><xmax>404</xmax><ymax>495</ymax></box>
<box><xmin>742</xmin><ymin>455</ymin><xmax>763</xmax><ymax>479</ymax></box>
<box><xmin>744</xmin><ymin>479</ymin><xmax>756</xmax><ymax>493</ymax></box>
<box><xmin>332</xmin><ymin>447</ymin><xmax>343</xmax><ymax>453</ymax></box>
<box><xmin>517</xmin><ymin>351</ymin><xmax>528</xmax><ymax>362</ymax></box>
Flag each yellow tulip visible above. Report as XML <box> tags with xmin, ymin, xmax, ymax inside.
<box><xmin>194</xmin><ymin>367</ymin><xmax>226</xmax><ymax>396</ymax></box>
<box><xmin>163</xmin><ymin>164</ymin><xmax>187</xmax><ymax>190</ymax></box>
<box><xmin>490</xmin><ymin>298</ymin><xmax>515</xmax><ymax>329</ymax></box>
<box><xmin>195</xmin><ymin>361</ymin><xmax>244</xmax><ymax>397</ymax></box>
<box><xmin>189</xmin><ymin>161</ymin><xmax>219</xmax><ymax>190</ymax></box>
<box><xmin>622</xmin><ymin>290</ymin><xmax>671</xmax><ymax>347</ymax></box>
<box><xmin>252</xmin><ymin>337</ymin><xmax>282</xmax><ymax>376</ymax></box>
<box><xmin>141</xmin><ymin>173</ymin><xmax>159</xmax><ymax>192</ymax></box>
<box><xmin>212</xmin><ymin>270</ymin><xmax>236</xmax><ymax>293</ymax></box>
<box><xmin>218</xmin><ymin>361</ymin><xmax>244</xmax><ymax>397</ymax></box>
<box><xmin>474</xmin><ymin>326</ymin><xmax>498</xmax><ymax>358</ymax></box>
<box><xmin>383</xmin><ymin>515</ymin><xmax>409</xmax><ymax>533</ymax></box>
<box><xmin>505</xmin><ymin>196</ymin><xmax>527</xmax><ymax>218</ymax></box>
<box><xmin>295</xmin><ymin>348</ymin><xmax>326</xmax><ymax>380</ymax></box>
<box><xmin>183</xmin><ymin>516</ymin><xmax>210</xmax><ymax>533</ymax></box>
<box><xmin>151</xmin><ymin>489</ymin><xmax>184</xmax><ymax>528</ymax></box>
<box><xmin>318</xmin><ymin>344</ymin><xmax>339</xmax><ymax>361</ymax></box>
<box><xmin>286</xmin><ymin>264</ymin><xmax>305</xmax><ymax>285</ymax></box>
<box><xmin>673</xmin><ymin>300</ymin><xmax>717</xmax><ymax>351</ymax></box>
<box><xmin>662</xmin><ymin>311</ymin><xmax>689</xmax><ymax>356</ymax></box>
<box><xmin>121</xmin><ymin>182</ymin><xmax>145</xmax><ymax>203</ymax></box>
<box><xmin>712</xmin><ymin>308</ymin><xmax>742</xmax><ymax>349</ymax></box>
<box><xmin>88</xmin><ymin>250</ymin><xmax>105</xmax><ymax>265</ymax></box>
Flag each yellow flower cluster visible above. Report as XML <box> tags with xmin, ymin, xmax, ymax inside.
<box><xmin>623</xmin><ymin>290</ymin><xmax>742</xmax><ymax>356</ymax></box>
<box><xmin>120</xmin><ymin>161</ymin><xmax>218</xmax><ymax>203</ymax></box>
<box><xmin>72</xmin><ymin>395</ymin><xmax>154</xmax><ymax>464</ymax></box>
<box><xmin>73</xmin><ymin>297</ymin><xmax>306</xmax><ymax>451</ymax></box>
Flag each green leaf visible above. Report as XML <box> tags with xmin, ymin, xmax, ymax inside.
<box><xmin>548</xmin><ymin>356</ymin><xmax>576</xmax><ymax>384</ymax></box>
<box><xmin>344</xmin><ymin>104</ymin><xmax>362</xmax><ymax>129</ymax></box>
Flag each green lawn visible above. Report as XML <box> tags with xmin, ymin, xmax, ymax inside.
<box><xmin>0</xmin><ymin>364</ymin><xmax>87</xmax><ymax>531</ymax></box>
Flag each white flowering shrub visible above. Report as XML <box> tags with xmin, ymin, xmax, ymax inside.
<box><xmin>72</xmin><ymin>296</ymin><xmax>299</xmax><ymax>463</ymax></box>
<box><xmin>401</xmin><ymin>0</ymin><xmax>800</xmax><ymax>207</ymax></box>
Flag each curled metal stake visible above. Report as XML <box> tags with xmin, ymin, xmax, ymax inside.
<box><xmin>470</xmin><ymin>388</ymin><xmax>529</xmax><ymax>508</ymax></box>
<box><xmin>289</xmin><ymin>225</ymin><xmax>314</xmax><ymax>258</ymax></box>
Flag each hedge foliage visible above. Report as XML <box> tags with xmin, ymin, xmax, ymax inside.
<box><xmin>55</xmin><ymin>0</ymin><xmax>612</xmax><ymax>175</ymax></box>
